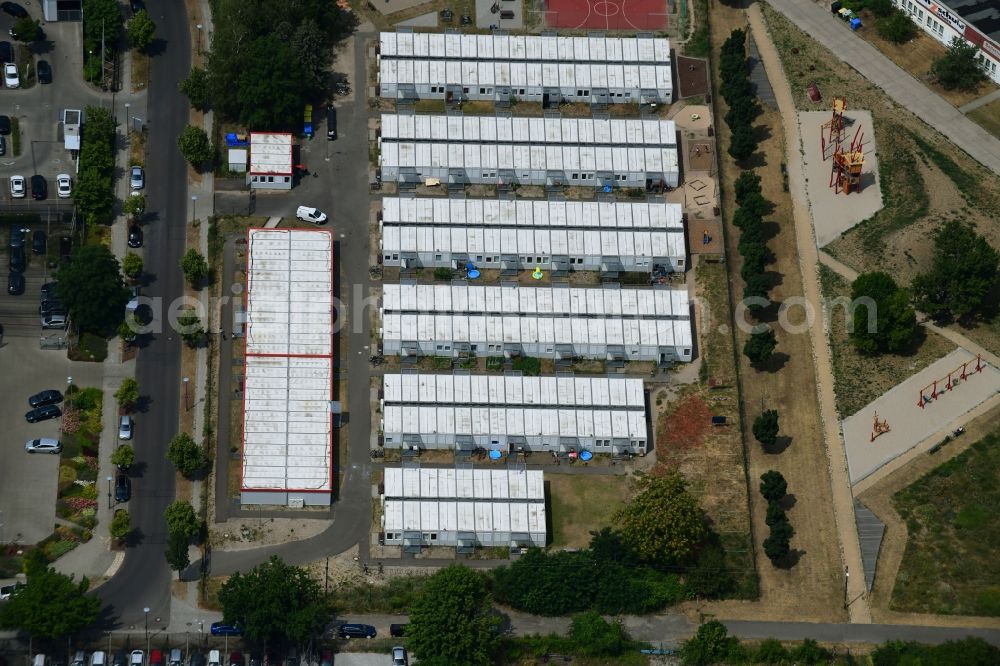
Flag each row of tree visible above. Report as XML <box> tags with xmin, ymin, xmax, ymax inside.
<box><xmin>720</xmin><ymin>29</ymin><xmax>760</xmax><ymax>163</ymax></box>
<box><xmin>82</xmin><ymin>0</ymin><xmax>123</xmax><ymax>83</ymax></box>
<box><xmin>74</xmin><ymin>107</ymin><xmax>117</xmax><ymax>227</ymax></box>
<box><xmin>759</xmin><ymin>470</ymin><xmax>794</xmax><ymax>565</ymax></box>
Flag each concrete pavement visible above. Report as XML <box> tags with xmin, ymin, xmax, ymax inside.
<box><xmin>767</xmin><ymin>0</ymin><xmax>1000</xmax><ymax>175</ymax></box>
<box><xmin>958</xmin><ymin>87</ymin><xmax>1000</xmax><ymax>114</ymax></box>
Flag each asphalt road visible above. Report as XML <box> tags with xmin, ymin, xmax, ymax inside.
<box><xmin>96</xmin><ymin>0</ymin><xmax>190</xmax><ymax>627</ymax></box>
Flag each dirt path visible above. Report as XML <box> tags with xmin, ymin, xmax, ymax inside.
<box><xmin>746</xmin><ymin>4</ymin><xmax>872</xmax><ymax>624</ymax></box>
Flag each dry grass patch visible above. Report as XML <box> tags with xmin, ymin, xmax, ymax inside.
<box><xmin>547</xmin><ymin>474</ymin><xmax>630</xmax><ymax>549</ymax></box>
<box><xmin>130</xmin><ymin>51</ymin><xmax>149</xmax><ymax>92</ymax></box>
<box><xmin>967</xmin><ymin>98</ymin><xmax>1000</xmax><ymax>140</ymax></box>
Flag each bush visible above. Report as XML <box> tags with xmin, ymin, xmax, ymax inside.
<box><xmin>128</xmin><ymin>9</ymin><xmax>156</xmax><ymax>52</ymax></box>
<box><xmin>180</xmin><ymin>249</ymin><xmax>209</xmax><ymax>286</ymax></box>
<box><xmin>759</xmin><ymin>470</ymin><xmax>788</xmax><ymax>502</ymax></box>
<box><xmin>512</xmin><ymin>356</ymin><xmax>541</xmax><ymax>376</ymax></box>
<box><xmin>753</xmin><ymin>638</ymin><xmax>789</xmax><ymax>664</ymax></box>
<box><xmin>433</xmin><ymin>267</ymin><xmax>453</xmax><ymax>281</ymax></box>
<box><xmin>179</xmin><ymin>68</ymin><xmax>210</xmax><ymax>110</ymax></box>
<box><xmin>931</xmin><ymin>37</ymin><xmax>988</xmax><ymax>91</ymax></box>
<box><xmin>876</xmin><ymin>10</ymin><xmax>917</xmax><ymax>44</ymax></box>
<box><xmin>743</xmin><ymin>328</ymin><xmax>777</xmax><ymax>364</ymax></box>
<box><xmin>177</xmin><ymin>311</ymin><xmax>206</xmax><ymax>348</ymax></box>
<box><xmin>121</xmin><ymin>253</ymin><xmax>143</xmax><ymax>280</ymax></box>
<box><xmin>177</xmin><ymin>125</ymin><xmax>214</xmax><ymax>168</ymax></box>
<box><xmin>114</xmin><ymin>378</ymin><xmax>140</xmax><ymax>411</ymax></box>
<box><xmin>752</xmin><ymin>410</ymin><xmax>780</xmax><ymax>447</ymax></box>
<box><xmin>681</xmin><ymin>621</ymin><xmax>737</xmax><ymax>666</ymax></box>
<box><xmin>111</xmin><ymin>445</ymin><xmax>135</xmax><ymax>470</ymax></box>
<box><xmin>167</xmin><ymin>433</ymin><xmax>207</xmax><ymax>477</ymax></box>
<box><xmin>110</xmin><ymin>509</ymin><xmax>131</xmax><ymax>540</ymax></box>
<box><xmin>568</xmin><ymin>611</ymin><xmax>630</xmax><ymax>657</ymax></box>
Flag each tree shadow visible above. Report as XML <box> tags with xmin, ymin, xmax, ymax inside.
<box><xmin>31</xmin><ymin>39</ymin><xmax>55</xmax><ymax>56</ymax></box>
<box><xmin>765</xmin><ymin>435</ymin><xmax>793</xmax><ymax>455</ymax></box>
<box><xmin>764</xmin><ymin>269</ymin><xmax>784</xmax><ymax>289</ymax></box>
<box><xmin>778</xmin><ymin>493</ymin><xmax>797</xmax><ymax>511</ymax></box>
<box><xmin>773</xmin><ymin>548</ymin><xmax>804</xmax><ymax>569</ymax></box>
<box><xmin>124</xmin><ymin>527</ymin><xmax>145</xmax><ymax>548</ymax></box>
<box><xmin>134</xmin><ymin>394</ymin><xmax>152</xmax><ymax>413</ymax></box>
<box><xmin>145</xmin><ymin>38</ymin><xmax>167</xmax><ymax>58</ymax></box>
<box><xmin>128</xmin><ymin>461</ymin><xmax>148</xmax><ymax>478</ymax></box>
<box><xmin>754</xmin><ymin>351</ymin><xmax>790</xmax><ymax>373</ymax></box>
<box><xmin>760</xmin><ymin>219</ymin><xmax>781</xmax><ymax>242</ymax></box>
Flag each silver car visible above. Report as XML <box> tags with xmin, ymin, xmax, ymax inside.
<box><xmin>119</xmin><ymin>415</ymin><xmax>133</xmax><ymax>440</ymax></box>
<box><xmin>129</xmin><ymin>166</ymin><xmax>144</xmax><ymax>190</ymax></box>
<box><xmin>25</xmin><ymin>438</ymin><xmax>62</xmax><ymax>454</ymax></box>
<box><xmin>40</xmin><ymin>312</ymin><xmax>67</xmax><ymax>329</ymax></box>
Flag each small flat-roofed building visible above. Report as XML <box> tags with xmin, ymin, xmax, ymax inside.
<box><xmin>379</xmin><ymin>197</ymin><xmax>687</xmax><ymax>273</ymax></box>
<box><xmin>378</xmin><ymin>114</ymin><xmax>679</xmax><ymax>189</ymax></box>
<box><xmin>379</xmin><ymin>283</ymin><xmax>693</xmax><ymax>364</ymax></box>
<box><xmin>248</xmin><ymin>132</ymin><xmax>294</xmax><ymax>190</ymax></box>
<box><xmin>381</xmin><ymin>466</ymin><xmax>546</xmax><ymax>552</ymax></box>
<box><xmin>242</xmin><ymin>229</ymin><xmax>335</xmax><ymax>506</ymax></box>
<box><xmin>378</xmin><ymin>32</ymin><xmax>672</xmax><ymax>104</ymax></box>
<box><xmin>380</xmin><ymin>373</ymin><xmax>650</xmax><ymax>455</ymax></box>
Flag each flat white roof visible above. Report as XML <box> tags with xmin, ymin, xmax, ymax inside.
<box><xmin>249</xmin><ymin>132</ymin><xmax>293</xmax><ymax>175</ymax></box>
<box><xmin>381</xmin><ymin>114</ymin><xmax>676</xmax><ymax>145</ymax></box>
<box><xmin>380</xmin><ymin>33</ymin><xmax>670</xmax><ymax>63</ymax></box>
<box><xmin>243</xmin><ymin>229</ymin><xmax>334</xmax><ymax>494</ymax></box>
<box><xmin>383</xmin><ymin>374</ymin><xmax>645</xmax><ymax>408</ymax></box>
<box><xmin>383</xmin><ymin>499</ymin><xmax>546</xmax><ymax>535</ymax></box>
<box><xmin>384</xmin><ymin>467</ymin><xmax>544</xmax><ymax>499</ymax></box>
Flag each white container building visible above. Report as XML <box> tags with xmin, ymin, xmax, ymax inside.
<box><xmin>378</xmin><ymin>114</ymin><xmax>679</xmax><ymax>189</ymax></box>
<box><xmin>241</xmin><ymin>229</ymin><xmax>335</xmax><ymax>507</ymax></box>
<box><xmin>382</xmin><ymin>466</ymin><xmax>547</xmax><ymax>551</ymax></box>
<box><xmin>378</xmin><ymin>32</ymin><xmax>672</xmax><ymax>105</ymax></box>
<box><xmin>380</xmin><ymin>197</ymin><xmax>687</xmax><ymax>273</ymax></box>
<box><xmin>380</xmin><ymin>283</ymin><xmax>693</xmax><ymax>364</ymax></box>
<box><xmin>380</xmin><ymin>373</ymin><xmax>649</xmax><ymax>455</ymax></box>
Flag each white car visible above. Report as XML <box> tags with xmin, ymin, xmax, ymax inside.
<box><xmin>56</xmin><ymin>174</ymin><xmax>72</xmax><ymax>198</ymax></box>
<box><xmin>207</xmin><ymin>651</ymin><xmax>220</xmax><ymax>666</ymax></box>
<box><xmin>25</xmin><ymin>438</ymin><xmax>62</xmax><ymax>454</ymax></box>
<box><xmin>130</xmin><ymin>651</ymin><xmax>143</xmax><ymax>666</ymax></box>
<box><xmin>295</xmin><ymin>205</ymin><xmax>328</xmax><ymax>224</ymax></box>
<box><xmin>9</xmin><ymin>174</ymin><xmax>25</xmax><ymax>198</ymax></box>
<box><xmin>129</xmin><ymin>166</ymin><xmax>144</xmax><ymax>190</ymax></box>
<box><xmin>119</xmin><ymin>415</ymin><xmax>133</xmax><ymax>440</ymax></box>
<box><xmin>3</xmin><ymin>62</ymin><xmax>18</xmax><ymax>88</ymax></box>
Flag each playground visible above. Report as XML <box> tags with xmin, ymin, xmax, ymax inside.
<box><xmin>542</xmin><ymin>0</ymin><xmax>668</xmax><ymax>30</ymax></box>
<box><xmin>842</xmin><ymin>348</ymin><xmax>1000</xmax><ymax>485</ymax></box>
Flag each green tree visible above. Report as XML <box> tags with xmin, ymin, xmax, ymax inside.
<box><xmin>121</xmin><ymin>253</ymin><xmax>143</xmax><ymax>281</ymax></box>
<box><xmin>179</xmin><ymin>68</ymin><xmax>210</xmax><ymax>110</ymax></box>
<box><xmin>74</xmin><ymin>166</ymin><xmax>115</xmax><ymax>226</ymax></box>
<box><xmin>743</xmin><ymin>328</ymin><xmax>777</xmax><ymax>365</ymax></box>
<box><xmin>218</xmin><ymin>556</ymin><xmax>328</xmax><ymax>645</ymax></box>
<box><xmin>850</xmin><ymin>272</ymin><xmax>917</xmax><ymax>354</ymax></box>
<box><xmin>164</xmin><ymin>500</ymin><xmax>202</xmax><ymax>540</ymax></box>
<box><xmin>614</xmin><ymin>473</ymin><xmax>707</xmax><ymax>565</ymax></box>
<box><xmin>752</xmin><ymin>409</ymin><xmax>779</xmax><ymax>447</ymax></box>
<box><xmin>876</xmin><ymin>10</ymin><xmax>917</xmax><ymax>43</ymax></box>
<box><xmin>167</xmin><ymin>433</ymin><xmax>207</xmax><ymax>478</ymax></box>
<box><xmin>734</xmin><ymin>170</ymin><xmax>762</xmax><ymax>203</ymax></box>
<box><xmin>742</xmin><ymin>273</ymin><xmax>771</xmax><ymax>306</ymax></box>
<box><xmin>681</xmin><ymin>620</ymin><xmax>738</xmax><ymax>666</ymax></box>
<box><xmin>124</xmin><ymin>193</ymin><xmax>146</xmax><ymax>219</ymax></box>
<box><xmin>119</xmin><ymin>314</ymin><xmax>140</xmax><ymax>343</ymax></box>
<box><xmin>177</xmin><ymin>312</ymin><xmax>206</xmax><ymax>348</ymax></box>
<box><xmin>759</xmin><ymin>470</ymin><xmax>788</xmax><ymax>502</ymax></box>
<box><xmin>111</xmin><ymin>444</ymin><xmax>136</xmax><ymax>470</ymax></box>
<box><xmin>177</xmin><ymin>125</ymin><xmax>214</xmax><ymax>168</ymax></box>
<box><xmin>728</xmin><ymin>123</ymin><xmax>757</xmax><ymax>162</ymax></box>
<box><xmin>55</xmin><ymin>244</ymin><xmax>130</xmax><ymax>333</ymax></box>
<box><xmin>763</xmin><ymin>520</ymin><xmax>793</xmax><ymax>563</ymax></box>
<box><xmin>110</xmin><ymin>509</ymin><xmax>131</xmax><ymax>540</ymax></box>
<box><xmin>114</xmin><ymin>377</ymin><xmax>140</xmax><ymax>411</ymax></box>
<box><xmin>765</xmin><ymin>502</ymin><xmax>788</xmax><ymax>527</ymax></box>
<box><xmin>684</xmin><ymin>545</ymin><xmax>734</xmax><ymax>599</ymax></box>
<box><xmin>11</xmin><ymin>17</ymin><xmax>42</xmax><ymax>42</ymax></box>
<box><xmin>290</xmin><ymin>19</ymin><xmax>331</xmax><ymax>89</ymax></box>
<box><xmin>408</xmin><ymin>565</ymin><xmax>501</xmax><ymax>666</ymax></box>
<box><xmin>128</xmin><ymin>9</ymin><xmax>156</xmax><ymax>52</ymax></box>
<box><xmin>165</xmin><ymin>530</ymin><xmax>190</xmax><ymax>572</ymax></box>
<box><xmin>181</xmin><ymin>249</ymin><xmax>209</xmax><ymax>286</ymax></box>
<box><xmin>736</xmin><ymin>191</ymin><xmax>768</xmax><ymax>219</ymax></box>
<box><xmin>754</xmin><ymin>638</ymin><xmax>790</xmax><ymax>664</ymax></box>
<box><xmin>932</xmin><ymin>37</ymin><xmax>988</xmax><ymax>90</ymax></box>
<box><xmin>569</xmin><ymin>611</ymin><xmax>630</xmax><ymax>657</ymax></box>
<box><xmin>83</xmin><ymin>0</ymin><xmax>124</xmax><ymax>55</ymax></box>
<box><xmin>0</xmin><ymin>566</ymin><xmax>101</xmax><ymax>639</ymax></box>
<box><xmin>791</xmin><ymin>638</ymin><xmax>831</xmax><ymax>664</ymax></box>
<box><xmin>912</xmin><ymin>220</ymin><xmax>1000</xmax><ymax>322</ymax></box>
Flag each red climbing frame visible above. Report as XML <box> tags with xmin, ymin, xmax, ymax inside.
<box><xmin>918</xmin><ymin>354</ymin><xmax>986</xmax><ymax>408</ymax></box>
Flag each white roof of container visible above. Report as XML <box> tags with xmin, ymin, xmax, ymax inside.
<box><xmin>242</xmin><ymin>355</ymin><xmax>333</xmax><ymax>492</ymax></box>
<box><xmin>380</xmin><ymin>33</ymin><xmax>670</xmax><ymax>64</ymax></box>
<box><xmin>383</xmin><ymin>499</ymin><xmax>546</xmax><ymax>536</ymax></box>
<box><xmin>246</xmin><ymin>229</ymin><xmax>334</xmax><ymax>356</ymax></box>
<box><xmin>384</xmin><ymin>467</ymin><xmax>544</xmax><ymax>500</ymax></box>
<box><xmin>249</xmin><ymin>132</ymin><xmax>293</xmax><ymax>175</ymax></box>
<box><xmin>383</xmin><ymin>373</ymin><xmax>644</xmax><ymax>408</ymax></box>
<box><xmin>381</xmin><ymin>114</ymin><xmax>676</xmax><ymax>145</ymax></box>
<box><xmin>382</xmin><ymin>198</ymin><xmax>684</xmax><ymax>230</ymax></box>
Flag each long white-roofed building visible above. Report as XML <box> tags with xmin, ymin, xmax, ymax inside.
<box><xmin>378</xmin><ymin>32</ymin><xmax>672</xmax><ymax>104</ymax></box>
<box><xmin>380</xmin><ymin>373</ymin><xmax>650</xmax><ymax>455</ymax></box>
<box><xmin>382</xmin><ymin>466</ymin><xmax>547</xmax><ymax>552</ymax></box>
<box><xmin>378</xmin><ymin>114</ymin><xmax>679</xmax><ymax>188</ymax></box>
<box><xmin>241</xmin><ymin>229</ymin><xmax>335</xmax><ymax>507</ymax></box>
<box><xmin>379</xmin><ymin>283</ymin><xmax>692</xmax><ymax>364</ymax></box>
<box><xmin>380</xmin><ymin>196</ymin><xmax>687</xmax><ymax>273</ymax></box>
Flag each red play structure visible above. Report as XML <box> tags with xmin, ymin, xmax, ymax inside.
<box><xmin>918</xmin><ymin>354</ymin><xmax>986</xmax><ymax>408</ymax></box>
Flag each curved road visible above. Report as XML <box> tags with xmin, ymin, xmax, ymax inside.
<box><xmin>97</xmin><ymin>0</ymin><xmax>190</xmax><ymax>627</ymax></box>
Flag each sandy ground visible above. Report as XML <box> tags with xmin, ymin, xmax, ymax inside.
<box><xmin>797</xmin><ymin>110</ymin><xmax>884</xmax><ymax>246</ymax></box>
<box><xmin>208</xmin><ymin>516</ymin><xmax>332</xmax><ymax>551</ymax></box>
<box><xmin>842</xmin><ymin>349</ymin><xmax>1000</xmax><ymax>485</ymax></box>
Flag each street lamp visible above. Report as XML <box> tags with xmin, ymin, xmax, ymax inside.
<box><xmin>67</xmin><ymin>376</ymin><xmax>72</xmax><ymax>392</ymax></box>
<box><xmin>191</xmin><ymin>196</ymin><xmax>198</xmax><ymax>224</ymax></box>
<box><xmin>183</xmin><ymin>377</ymin><xmax>190</xmax><ymax>411</ymax></box>
<box><xmin>196</xmin><ymin>24</ymin><xmax>203</xmax><ymax>55</ymax></box>
<box><xmin>144</xmin><ymin>607</ymin><xmax>150</xmax><ymax>654</ymax></box>
<box><xmin>125</xmin><ymin>103</ymin><xmax>131</xmax><ymax>137</ymax></box>
<box><xmin>106</xmin><ymin>476</ymin><xmax>113</xmax><ymax>509</ymax></box>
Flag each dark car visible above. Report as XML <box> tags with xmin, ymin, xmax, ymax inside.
<box><xmin>28</xmin><ymin>389</ymin><xmax>62</xmax><ymax>408</ymax></box>
<box><xmin>30</xmin><ymin>175</ymin><xmax>46</xmax><ymax>200</ymax></box>
<box><xmin>113</xmin><ymin>653</ymin><xmax>128</xmax><ymax>666</ymax></box>
<box><xmin>389</xmin><ymin>623</ymin><xmax>408</xmax><ymax>638</ymax></box>
<box><xmin>9</xmin><ymin>245</ymin><xmax>25</xmax><ymax>272</ymax></box>
<box><xmin>25</xmin><ymin>404</ymin><xmax>61</xmax><ymax>423</ymax></box>
<box><xmin>40</xmin><ymin>281</ymin><xmax>57</xmax><ymax>297</ymax></box>
<box><xmin>130</xmin><ymin>0</ymin><xmax>144</xmax><ymax>14</ymax></box>
<box><xmin>9</xmin><ymin>224</ymin><xmax>26</xmax><ymax>247</ymax></box>
<box><xmin>0</xmin><ymin>2</ymin><xmax>28</xmax><ymax>18</ymax></box>
<box><xmin>7</xmin><ymin>270</ymin><xmax>24</xmax><ymax>295</ymax></box>
<box><xmin>337</xmin><ymin>623</ymin><xmax>377</xmax><ymax>639</ymax></box>
<box><xmin>128</xmin><ymin>224</ymin><xmax>143</xmax><ymax>248</ymax></box>
<box><xmin>326</xmin><ymin>106</ymin><xmax>337</xmax><ymax>140</ymax></box>
<box><xmin>228</xmin><ymin>654</ymin><xmax>243</xmax><ymax>666</ymax></box>
<box><xmin>0</xmin><ymin>41</ymin><xmax>12</xmax><ymax>63</ymax></box>
<box><xmin>36</xmin><ymin>59</ymin><xmax>51</xmax><ymax>84</ymax></box>
<box><xmin>39</xmin><ymin>298</ymin><xmax>63</xmax><ymax>315</ymax></box>
<box><xmin>210</xmin><ymin>622</ymin><xmax>242</xmax><ymax>637</ymax></box>
<box><xmin>0</xmin><ymin>115</ymin><xmax>10</xmax><ymax>134</ymax></box>
<box><xmin>115</xmin><ymin>473</ymin><xmax>131</xmax><ymax>502</ymax></box>
<box><xmin>59</xmin><ymin>236</ymin><xmax>72</xmax><ymax>261</ymax></box>
<box><xmin>31</xmin><ymin>229</ymin><xmax>46</xmax><ymax>255</ymax></box>
<box><xmin>189</xmin><ymin>655</ymin><xmax>205</xmax><ymax>666</ymax></box>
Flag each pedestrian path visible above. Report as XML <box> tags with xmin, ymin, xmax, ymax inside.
<box><xmin>959</xmin><ymin>87</ymin><xmax>1000</xmax><ymax>114</ymax></box>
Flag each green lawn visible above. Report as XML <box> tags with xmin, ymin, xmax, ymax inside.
<box><xmin>548</xmin><ymin>474</ymin><xmax>630</xmax><ymax>550</ymax></box>
<box><xmin>891</xmin><ymin>429</ymin><xmax>1000</xmax><ymax>616</ymax></box>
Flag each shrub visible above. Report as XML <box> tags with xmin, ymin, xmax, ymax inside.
<box><xmin>876</xmin><ymin>10</ymin><xmax>917</xmax><ymax>44</ymax></box>
<box><xmin>752</xmin><ymin>410</ymin><xmax>780</xmax><ymax>447</ymax></box>
<box><xmin>177</xmin><ymin>125</ymin><xmax>214</xmax><ymax>168</ymax></box>
<box><xmin>110</xmin><ymin>509</ymin><xmax>131</xmax><ymax>540</ymax></box>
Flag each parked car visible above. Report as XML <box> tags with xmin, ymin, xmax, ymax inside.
<box><xmin>389</xmin><ymin>623</ymin><xmax>407</xmax><ymax>637</ymax></box>
<box><xmin>149</xmin><ymin>652</ymin><xmax>163</xmax><ymax>666</ymax></box>
<box><xmin>3</xmin><ymin>62</ymin><xmax>18</xmax><ymax>88</ymax></box>
<box><xmin>0</xmin><ymin>134</ymin><xmax>5</xmax><ymax>155</ymax></box>
<box><xmin>59</xmin><ymin>236</ymin><xmax>72</xmax><ymax>261</ymax></box>
<box><xmin>28</xmin><ymin>389</ymin><xmax>62</xmax><ymax>408</ymax></box>
<box><xmin>326</xmin><ymin>106</ymin><xmax>337</xmax><ymax>140</ymax></box>
<box><xmin>114</xmin><ymin>473</ymin><xmax>131</xmax><ymax>502</ymax></box>
<box><xmin>129</xmin><ymin>166</ymin><xmax>144</xmax><ymax>190</ymax></box>
<box><xmin>318</xmin><ymin>652</ymin><xmax>331</xmax><ymax>666</ymax></box>
<box><xmin>207</xmin><ymin>653</ymin><xmax>220</xmax><ymax>666</ymax></box>
<box><xmin>71</xmin><ymin>652</ymin><xmax>86</xmax><ymax>666</ymax></box>
<box><xmin>0</xmin><ymin>40</ymin><xmax>11</xmax><ymax>62</ymax></box>
<box><xmin>0</xmin><ymin>115</ymin><xmax>10</xmax><ymax>134</ymax></box>
<box><xmin>168</xmin><ymin>651</ymin><xmax>182</xmax><ymax>666</ymax></box>
<box><xmin>7</xmin><ymin>271</ymin><xmax>23</xmax><ymax>295</ymax></box>
<box><xmin>30</xmin><ymin>175</ymin><xmax>46</xmax><ymax>200</ymax></box>
<box><xmin>9</xmin><ymin>174</ymin><xmax>25</xmax><ymax>198</ymax></box>
<box><xmin>337</xmin><ymin>623</ymin><xmax>377</xmax><ymax>639</ymax></box>
<box><xmin>90</xmin><ymin>653</ymin><xmax>106</xmax><ymax>666</ymax></box>
<box><xmin>188</xmin><ymin>655</ymin><xmax>204</xmax><ymax>666</ymax></box>
<box><xmin>40</xmin><ymin>312</ymin><xmax>67</xmax><ymax>329</ymax></box>
<box><xmin>40</xmin><ymin>281</ymin><xmax>57</xmax><ymax>297</ymax></box>
<box><xmin>56</xmin><ymin>173</ymin><xmax>71</xmax><ymax>198</ymax></box>
<box><xmin>25</xmin><ymin>438</ymin><xmax>61</xmax><ymax>453</ymax></box>
<box><xmin>39</xmin><ymin>298</ymin><xmax>64</xmax><ymax>315</ymax></box>
<box><xmin>32</xmin><ymin>229</ymin><xmax>45</xmax><ymax>254</ymax></box>
<box><xmin>36</xmin><ymin>59</ymin><xmax>51</xmax><ymax>83</ymax></box>
<box><xmin>25</xmin><ymin>404</ymin><xmax>61</xmax><ymax>423</ymax></box>
<box><xmin>295</xmin><ymin>206</ymin><xmax>328</xmax><ymax>224</ymax></box>
<box><xmin>0</xmin><ymin>2</ymin><xmax>28</xmax><ymax>18</ymax></box>
<box><xmin>119</xmin><ymin>415</ymin><xmax>133</xmax><ymax>440</ymax></box>
<box><xmin>112</xmin><ymin>653</ymin><xmax>128</xmax><ymax>666</ymax></box>
<box><xmin>130</xmin><ymin>652</ymin><xmax>143</xmax><ymax>666</ymax></box>
<box><xmin>390</xmin><ymin>647</ymin><xmax>407</xmax><ymax>666</ymax></box>
<box><xmin>227</xmin><ymin>655</ymin><xmax>242</xmax><ymax>666</ymax></box>
<box><xmin>128</xmin><ymin>224</ymin><xmax>143</xmax><ymax>248</ymax></box>
<box><xmin>209</xmin><ymin>622</ymin><xmax>242</xmax><ymax>636</ymax></box>
<box><xmin>10</xmin><ymin>245</ymin><xmax>25</xmax><ymax>272</ymax></box>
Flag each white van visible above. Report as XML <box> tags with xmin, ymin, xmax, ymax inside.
<box><xmin>91</xmin><ymin>652</ymin><xmax>107</xmax><ymax>666</ymax></box>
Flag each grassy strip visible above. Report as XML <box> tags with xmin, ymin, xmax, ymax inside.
<box><xmin>909</xmin><ymin>132</ymin><xmax>978</xmax><ymax>202</ymax></box>
<box><xmin>11</xmin><ymin>117</ymin><xmax>21</xmax><ymax>156</ymax></box>
<box><xmin>687</xmin><ymin>0</ymin><xmax>710</xmax><ymax>58</ymax></box>
<box><xmin>331</xmin><ymin>573</ymin><xmax>430</xmax><ymax>614</ymax></box>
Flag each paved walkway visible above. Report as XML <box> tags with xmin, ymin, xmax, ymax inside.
<box><xmin>959</xmin><ymin>87</ymin><xmax>1000</xmax><ymax>114</ymax></box>
<box><xmin>746</xmin><ymin>4</ymin><xmax>872</xmax><ymax>624</ymax></box>
<box><xmin>767</xmin><ymin>0</ymin><xmax>1000</xmax><ymax>175</ymax></box>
